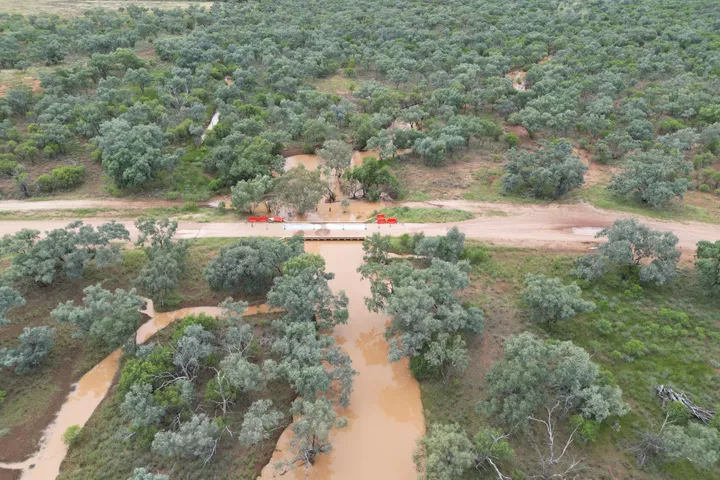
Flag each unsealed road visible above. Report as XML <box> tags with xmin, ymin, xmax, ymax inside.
<box><xmin>0</xmin><ymin>199</ymin><xmax>718</xmax><ymax>253</ymax></box>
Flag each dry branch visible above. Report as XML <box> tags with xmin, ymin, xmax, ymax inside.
<box><xmin>655</xmin><ymin>385</ymin><xmax>715</xmax><ymax>424</ymax></box>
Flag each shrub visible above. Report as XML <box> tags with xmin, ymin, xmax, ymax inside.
<box><xmin>571</xmin><ymin>415</ymin><xmax>601</xmax><ymax>445</ymax></box>
<box><xmin>51</xmin><ymin>165</ymin><xmax>85</xmax><ymax>190</ymax></box>
<box><xmin>621</xmin><ymin>339</ymin><xmax>647</xmax><ymax>361</ymax></box>
<box><xmin>0</xmin><ymin>390</ymin><xmax>6</xmax><ymax>403</ymax></box>
<box><xmin>461</xmin><ymin>244</ymin><xmax>490</xmax><ymax>264</ymax></box>
<box><xmin>63</xmin><ymin>425</ymin><xmax>83</xmax><ymax>446</ymax></box>
<box><xmin>34</xmin><ymin>165</ymin><xmax>86</xmax><ymax>193</ymax></box>
<box><xmin>35</xmin><ymin>174</ymin><xmax>54</xmax><ymax>192</ymax></box>
<box><xmin>0</xmin><ymin>159</ymin><xmax>19</xmax><ymax>176</ymax></box>
<box><xmin>410</xmin><ymin>354</ymin><xmax>439</xmax><ymax>380</ymax></box>
<box><xmin>659</xmin><ymin>118</ymin><xmax>685</xmax><ymax>134</ymax></box>
<box><xmin>699</xmin><ymin>184</ymin><xmax>711</xmax><ymax>192</ymax></box>
<box><xmin>172</xmin><ymin>314</ymin><xmax>219</xmax><ymax>342</ymax></box>
<box><xmin>504</xmin><ymin>132</ymin><xmax>519</xmax><ymax>148</ymax></box>
<box><xmin>666</xmin><ymin>401</ymin><xmax>690</xmax><ymax>426</ymax></box>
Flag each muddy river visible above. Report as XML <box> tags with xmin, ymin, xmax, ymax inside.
<box><xmin>258</xmin><ymin>242</ymin><xmax>425</xmax><ymax>480</ymax></box>
<box><xmin>0</xmin><ymin>243</ymin><xmax>425</xmax><ymax>480</ymax></box>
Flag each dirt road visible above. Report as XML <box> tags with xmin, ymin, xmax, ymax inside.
<box><xmin>0</xmin><ymin>199</ymin><xmax>717</xmax><ymax>253</ymax></box>
<box><xmin>0</xmin><ymin>199</ymin><xmax>182</xmax><ymax>211</ymax></box>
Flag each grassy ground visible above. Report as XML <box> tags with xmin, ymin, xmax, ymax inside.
<box><xmin>0</xmin><ymin>204</ymin><xmax>235</xmax><ymax>221</ymax></box>
<box><xmin>578</xmin><ymin>184</ymin><xmax>720</xmax><ymax>224</ymax></box>
<box><xmin>372</xmin><ymin>206</ymin><xmax>474</xmax><ymax>223</ymax></box>
<box><xmin>418</xmin><ymin>241</ymin><xmax>720</xmax><ymax>479</ymax></box>
<box><xmin>0</xmin><ymin>237</ymin><xmax>242</xmax><ymax>462</ymax></box>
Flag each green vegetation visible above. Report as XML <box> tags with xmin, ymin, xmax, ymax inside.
<box><xmin>416</xmin><ymin>239</ymin><xmax>720</xmax><ymax>479</ymax></box>
<box><xmin>373</xmin><ymin>207</ymin><xmax>474</xmax><ymax>224</ymax></box>
<box><xmin>2</xmin><ymin>0</ymin><xmax>720</xmax><ymax>476</ymax></box>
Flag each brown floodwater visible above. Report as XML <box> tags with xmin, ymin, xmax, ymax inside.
<box><xmin>0</xmin><ymin>303</ymin><xmax>270</xmax><ymax>480</ymax></box>
<box><xmin>258</xmin><ymin>242</ymin><xmax>425</xmax><ymax>480</ymax></box>
<box><xmin>278</xmin><ymin>152</ymin><xmax>383</xmax><ymax>222</ymax></box>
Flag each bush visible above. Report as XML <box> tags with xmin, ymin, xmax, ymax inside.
<box><xmin>410</xmin><ymin>354</ymin><xmax>439</xmax><ymax>380</ymax></box>
<box><xmin>63</xmin><ymin>425</ymin><xmax>83</xmax><ymax>446</ymax></box>
<box><xmin>34</xmin><ymin>165</ymin><xmax>86</xmax><ymax>193</ymax></box>
<box><xmin>666</xmin><ymin>401</ymin><xmax>690</xmax><ymax>426</ymax></box>
<box><xmin>504</xmin><ymin>132</ymin><xmax>519</xmax><ymax>148</ymax></box>
<box><xmin>0</xmin><ymin>389</ymin><xmax>6</xmax><ymax>403</ymax></box>
<box><xmin>621</xmin><ymin>339</ymin><xmax>647</xmax><ymax>361</ymax></box>
<box><xmin>172</xmin><ymin>314</ymin><xmax>219</xmax><ymax>342</ymax></box>
<box><xmin>0</xmin><ymin>159</ymin><xmax>19</xmax><ymax>176</ymax></box>
<box><xmin>659</xmin><ymin>118</ymin><xmax>685</xmax><ymax>134</ymax></box>
<box><xmin>461</xmin><ymin>244</ymin><xmax>490</xmax><ymax>264</ymax></box>
<box><xmin>570</xmin><ymin>415</ymin><xmax>601</xmax><ymax>445</ymax></box>
<box><xmin>51</xmin><ymin>165</ymin><xmax>85</xmax><ymax>190</ymax></box>
<box><xmin>35</xmin><ymin>174</ymin><xmax>54</xmax><ymax>192</ymax></box>
<box><xmin>699</xmin><ymin>184</ymin><xmax>711</xmax><ymax>192</ymax></box>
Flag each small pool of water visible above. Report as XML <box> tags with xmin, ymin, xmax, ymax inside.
<box><xmin>571</xmin><ymin>226</ymin><xmax>604</xmax><ymax>236</ymax></box>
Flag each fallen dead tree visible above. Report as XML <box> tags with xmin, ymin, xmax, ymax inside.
<box><xmin>655</xmin><ymin>385</ymin><xmax>715</xmax><ymax>424</ymax></box>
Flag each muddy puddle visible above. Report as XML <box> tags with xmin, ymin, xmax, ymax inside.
<box><xmin>259</xmin><ymin>242</ymin><xmax>424</xmax><ymax>480</ymax></box>
<box><xmin>571</xmin><ymin>226</ymin><xmax>604</xmax><ymax>236</ymax></box>
<box><xmin>0</xmin><ymin>303</ymin><xmax>272</xmax><ymax>480</ymax></box>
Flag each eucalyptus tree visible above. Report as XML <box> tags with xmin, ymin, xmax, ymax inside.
<box><xmin>0</xmin><ymin>326</ymin><xmax>55</xmax><ymax>374</ymax></box>
<box><xmin>0</xmin><ymin>286</ymin><xmax>25</xmax><ymax>326</ymax></box>
<box><xmin>607</xmin><ymin>150</ymin><xmax>691</xmax><ymax>208</ymax></box>
<box><xmin>361</xmin><ymin>254</ymin><xmax>483</xmax><ymax>365</ymax></box>
<box><xmin>695</xmin><ymin>240</ymin><xmax>720</xmax><ymax>296</ymax></box>
<box><xmin>267</xmin><ymin>253</ymin><xmax>349</xmax><ymax>330</ymax></box>
<box><xmin>271</xmin><ymin>322</ymin><xmax>356</xmax><ymax>407</ymax></box>
<box><xmin>134</xmin><ymin>217</ymin><xmax>188</xmax><ymax>307</ymax></box>
<box><xmin>483</xmin><ymin>332</ymin><xmax>627</xmax><ymax>428</ymax></box>
<box><xmin>574</xmin><ymin>219</ymin><xmax>681</xmax><ymax>286</ymax></box>
<box><xmin>317</xmin><ymin>139</ymin><xmax>353</xmax><ymax>179</ymax></box>
<box><xmin>127</xmin><ymin>469</ymin><xmax>168</xmax><ymax>480</ymax></box>
<box><xmin>52</xmin><ymin>284</ymin><xmax>144</xmax><ymax>349</ymax></box>
<box><xmin>231</xmin><ymin>175</ymin><xmax>273</xmax><ymax>214</ymax></box>
<box><xmin>522</xmin><ymin>274</ymin><xmax>595</xmax><ymax>326</ymax></box>
<box><xmin>205</xmin><ymin>236</ymin><xmax>304</xmax><ymax>295</ymax></box>
<box><xmin>503</xmin><ymin>139</ymin><xmax>586</xmax><ymax>199</ymax></box>
<box><xmin>95</xmin><ymin>119</ymin><xmax>174</xmax><ymax>189</ymax></box>
<box><xmin>0</xmin><ymin>221</ymin><xmax>129</xmax><ymax>286</ymax></box>
<box><xmin>273</xmin><ymin>165</ymin><xmax>327</xmax><ymax>216</ymax></box>
<box><xmin>152</xmin><ymin>413</ymin><xmax>220</xmax><ymax>462</ymax></box>
<box><xmin>238</xmin><ymin>399</ymin><xmax>285</xmax><ymax>446</ymax></box>
<box><xmin>278</xmin><ymin>398</ymin><xmax>347</xmax><ymax>473</ymax></box>
<box><xmin>414</xmin><ymin>227</ymin><xmax>466</xmax><ymax>263</ymax></box>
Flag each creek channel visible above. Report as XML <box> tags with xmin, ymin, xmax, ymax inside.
<box><xmin>0</xmin><ymin>243</ymin><xmax>425</xmax><ymax>480</ymax></box>
<box><xmin>258</xmin><ymin>242</ymin><xmax>425</xmax><ymax>480</ymax></box>
<box><xmin>0</xmin><ymin>303</ymin><xmax>271</xmax><ymax>480</ymax></box>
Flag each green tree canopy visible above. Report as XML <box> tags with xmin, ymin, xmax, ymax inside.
<box><xmin>502</xmin><ymin>139</ymin><xmax>586</xmax><ymax>199</ymax></box>
<box><xmin>273</xmin><ymin>165</ymin><xmax>327</xmax><ymax>216</ymax></box>
<box><xmin>574</xmin><ymin>219</ymin><xmax>681</xmax><ymax>286</ymax></box>
<box><xmin>205</xmin><ymin>236</ymin><xmax>303</xmax><ymax>295</ymax></box>
<box><xmin>484</xmin><ymin>332</ymin><xmax>628</xmax><ymax>428</ymax></box>
<box><xmin>0</xmin><ymin>220</ymin><xmax>129</xmax><ymax>285</ymax></box>
<box><xmin>694</xmin><ymin>240</ymin><xmax>720</xmax><ymax>296</ymax></box>
<box><xmin>607</xmin><ymin>150</ymin><xmax>692</xmax><ymax>208</ymax></box>
<box><xmin>522</xmin><ymin>274</ymin><xmax>595</xmax><ymax>326</ymax></box>
<box><xmin>52</xmin><ymin>283</ymin><xmax>144</xmax><ymax>348</ymax></box>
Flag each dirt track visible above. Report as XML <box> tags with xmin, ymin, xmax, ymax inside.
<box><xmin>0</xmin><ymin>199</ymin><xmax>718</xmax><ymax>253</ymax></box>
